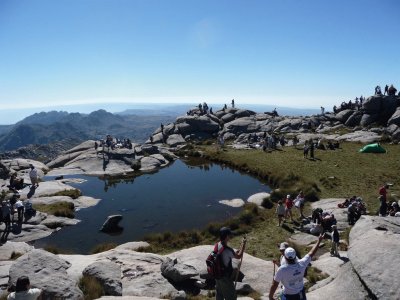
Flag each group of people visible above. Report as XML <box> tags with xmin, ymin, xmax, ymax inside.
<box><xmin>275</xmin><ymin>192</ymin><xmax>305</xmax><ymax>226</ymax></box>
<box><xmin>378</xmin><ymin>184</ymin><xmax>400</xmax><ymax>217</ymax></box>
<box><xmin>214</xmin><ymin>226</ymin><xmax>325</xmax><ymax>300</ymax></box>
<box><xmin>1</xmin><ymin>164</ymin><xmax>39</xmax><ymax>242</ymax></box>
<box><xmin>375</xmin><ymin>84</ymin><xmax>398</xmax><ymax>96</ymax></box>
<box><xmin>95</xmin><ymin>135</ymin><xmax>133</xmax><ymax>152</ymax></box>
<box><xmin>333</xmin><ymin>96</ymin><xmax>364</xmax><ymax>113</ymax></box>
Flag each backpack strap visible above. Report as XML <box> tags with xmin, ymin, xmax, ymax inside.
<box><xmin>214</xmin><ymin>242</ymin><xmax>225</xmax><ymax>254</ymax></box>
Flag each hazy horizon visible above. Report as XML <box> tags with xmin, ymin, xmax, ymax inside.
<box><xmin>0</xmin><ymin>102</ymin><xmax>321</xmax><ymax>125</ymax></box>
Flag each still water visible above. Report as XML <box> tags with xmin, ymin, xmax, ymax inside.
<box><xmin>35</xmin><ymin>159</ymin><xmax>269</xmax><ymax>253</ymax></box>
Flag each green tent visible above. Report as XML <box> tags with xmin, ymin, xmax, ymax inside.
<box><xmin>359</xmin><ymin>143</ymin><xmax>386</xmax><ymax>153</ymax></box>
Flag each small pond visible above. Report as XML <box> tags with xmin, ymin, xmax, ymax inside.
<box><xmin>35</xmin><ymin>159</ymin><xmax>270</xmax><ymax>254</ymax></box>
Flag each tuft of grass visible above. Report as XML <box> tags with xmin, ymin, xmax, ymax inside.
<box><xmin>90</xmin><ymin>243</ymin><xmax>117</xmax><ymax>254</ymax></box>
<box><xmin>33</xmin><ymin>201</ymin><xmax>75</xmax><ymax>218</ymax></box>
<box><xmin>52</xmin><ymin>189</ymin><xmax>82</xmax><ymax>199</ymax></box>
<box><xmin>305</xmin><ymin>267</ymin><xmax>329</xmax><ymax>290</ymax></box>
<box><xmin>79</xmin><ymin>275</ymin><xmax>104</xmax><ymax>300</ymax></box>
<box><xmin>261</xmin><ymin>197</ymin><xmax>274</xmax><ymax>209</ymax></box>
<box><xmin>44</xmin><ymin>245</ymin><xmax>75</xmax><ymax>255</ymax></box>
<box><xmin>10</xmin><ymin>251</ymin><xmax>23</xmax><ymax>260</ymax></box>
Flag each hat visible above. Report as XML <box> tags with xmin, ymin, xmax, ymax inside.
<box><xmin>219</xmin><ymin>227</ymin><xmax>233</xmax><ymax>240</ymax></box>
<box><xmin>392</xmin><ymin>202</ymin><xmax>397</xmax><ymax>206</ymax></box>
<box><xmin>279</xmin><ymin>242</ymin><xmax>289</xmax><ymax>250</ymax></box>
<box><xmin>284</xmin><ymin>247</ymin><xmax>296</xmax><ymax>260</ymax></box>
<box><xmin>286</xmin><ymin>194</ymin><xmax>291</xmax><ymax>199</ymax></box>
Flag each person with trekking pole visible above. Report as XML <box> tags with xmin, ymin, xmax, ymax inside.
<box><xmin>215</xmin><ymin>227</ymin><xmax>245</xmax><ymax>300</ymax></box>
<box><xmin>269</xmin><ymin>234</ymin><xmax>324</xmax><ymax>300</ymax></box>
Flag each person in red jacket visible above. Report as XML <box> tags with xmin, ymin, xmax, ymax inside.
<box><xmin>284</xmin><ymin>195</ymin><xmax>294</xmax><ymax>222</ymax></box>
<box><xmin>379</xmin><ymin>184</ymin><xmax>389</xmax><ymax>201</ymax></box>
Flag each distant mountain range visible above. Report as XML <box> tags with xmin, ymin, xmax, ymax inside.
<box><xmin>0</xmin><ymin>109</ymin><xmax>176</xmax><ymax>152</ymax></box>
<box><xmin>0</xmin><ymin>103</ymin><xmax>320</xmax><ymax>152</ymax></box>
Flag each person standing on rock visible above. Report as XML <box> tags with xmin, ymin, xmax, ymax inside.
<box><xmin>215</xmin><ymin>227</ymin><xmax>245</xmax><ymax>300</ymax></box>
<box><xmin>269</xmin><ymin>234</ymin><xmax>324</xmax><ymax>300</ymax></box>
<box><xmin>384</xmin><ymin>84</ymin><xmax>389</xmax><ymax>95</ymax></box>
<box><xmin>284</xmin><ymin>195</ymin><xmax>294</xmax><ymax>222</ymax></box>
<box><xmin>330</xmin><ymin>225</ymin><xmax>340</xmax><ymax>257</ymax></box>
<box><xmin>276</xmin><ymin>200</ymin><xmax>285</xmax><ymax>227</ymax></box>
<box><xmin>29</xmin><ymin>164</ymin><xmax>39</xmax><ymax>188</ymax></box>
<box><xmin>379</xmin><ymin>195</ymin><xmax>388</xmax><ymax>217</ymax></box>
<box><xmin>379</xmin><ymin>184</ymin><xmax>389</xmax><ymax>201</ymax></box>
<box><xmin>320</xmin><ymin>106</ymin><xmax>325</xmax><ymax>115</ymax></box>
<box><xmin>231</xmin><ymin>99</ymin><xmax>235</xmax><ymax>108</ymax></box>
<box><xmin>7</xmin><ymin>276</ymin><xmax>42</xmax><ymax>300</ymax></box>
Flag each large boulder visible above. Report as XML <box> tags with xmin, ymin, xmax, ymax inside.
<box><xmin>160</xmin><ymin>257</ymin><xmax>198</xmax><ymax>283</ymax></box>
<box><xmin>65</xmin><ymin>140</ymin><xmax>96</xmax><ymax>154</ymax></box>
<box><xmin>8</xmin><ymin>249</ymin><xmax>83</xmax><ymax>299</ymax></box>
<box><xmin>100</xmin><ymin>215</ymin><xmax>123</xmax><ymax>233</ymax></box>
<box><xmin>348</xmin><ymin>216</ymin><xmax>400</xmax><ymax>299</ymax></box>
<box><xmin>175</xmin><ymin>116</ymin><xmax>219</xmax><ymax>133</ymax></box>
<box><xmin>234</xmin><ymin>109</ymin><xmax>255</xmax><ymax>118</ymax></box>
<box><xmin>307</xmin><ymin>263</ymin><xmax>369</xmax><ymax>300</ymax></box>
<box><xmin>362</xmin><ymin>95</ymin><xmax>382</xmax><ymax>114</ymax></box>
<box><xmin>166</xmin><ymin>134</ymin><xmax>186</xmax><ymax>147</ymax></box>
<box><xmin>344</xmin><ymin>111</ymin><xmax>362</xmax><ymax>127</ymax></box>
<box><xmin>224</xmin><ymin>117</ymin><xmax>258</xmax><ymax>134</ymax></box>
<box><xmin>387</xmin><ymin>107</ymin><xmax>400</xmax><ymax>127</ymax></box>
<box><xmin>221</xmin><ymin>113</ymin><xmax>235</xmax><ymax>123</ymax></box>
<box><xmin>359</xmin><ymin>113</ymin><xmax>379</xmax><ymax>127</ymax></box>
<box><xmin>83</xmin><ymin>261</ymin><xmax>122</xmax><ymax>296</ymax></box>
<box><xmin>139</xmin><ymin>157</ymin><xmax>162</xmax><ymax>171</ymax></box>
<box><xmin>336</xmin><ymin>131</ymin><xmax>381</xmax><ymax>143</ymax></box>
<box><xmin>334</xmin><ymin>109</ymin><xmax>353</xmax><ymax>123</ymax></box>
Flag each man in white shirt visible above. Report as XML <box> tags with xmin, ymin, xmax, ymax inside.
<box><xmin>269</xmin><ymin>234</ymin><xmax>324</xmax><ymax>300</ymax></box>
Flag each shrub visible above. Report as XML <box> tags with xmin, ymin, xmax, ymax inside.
<box><xmin>90</xmin><ymin>243</ymin><xmax>117</xmax><ymax>254</ymax></box>
<box><xmin>79</xmin><ymin>275</ymin><xmax>104</xmax><ymax>300</ymax></box>
<box><xmin>43</xmin><ymin>245</ymin><xmax>75</xmax><ymax>255</ymax></box>
<box><xmin>33</xmin><ymin>201</ymin><xmax>75</xmax><ymax>218</ymax></box>
<box><xmin>239</xmin><ymin>210</ymin><xmax>254</xmax><ymax>225</ymax></box>
<box><xmin>53</xmin><ymin>189</ymin><xmax>82</xmax><ymax>199</ymax></box>
<box><xmin>261</xmin><ymin>197</ymin><xmax>274</xmax><ymax>209</ymax></box>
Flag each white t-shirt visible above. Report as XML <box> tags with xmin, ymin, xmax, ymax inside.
<box><xmin>274</xmin><ymin>254</ymin><xmax>311</xmax><ymax>295</ymax></box>
<box><xmin>7</xmin><ymin>288</ymin><xmax>42</xmax><ymax>300</ymax></box>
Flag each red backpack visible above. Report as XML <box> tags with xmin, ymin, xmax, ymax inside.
<box><xmin>206</xmin><ymin>242</ymin><xmax>225</xmax><ymax>279</ymax></box>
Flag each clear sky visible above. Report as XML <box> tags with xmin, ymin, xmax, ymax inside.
<box><xmin>0</xmin><ymin>0</ymin><xmax>399</xmax><ymax>122</ymax></box>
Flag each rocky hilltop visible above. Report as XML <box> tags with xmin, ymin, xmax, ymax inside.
<box><xmin>148</xmin><ymin>94</ymin><xmax>400</xmax><ymax>146</ymax></box>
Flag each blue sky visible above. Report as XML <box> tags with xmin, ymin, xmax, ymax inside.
<box><xmin>0</xmin><ymin>0</ymin><xmax>399</xmax><ymax>123</ymax></box>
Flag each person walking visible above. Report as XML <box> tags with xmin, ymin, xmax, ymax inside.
<box><xmin>29</xmin><ymin>164</ymin><xmax>39</xmax><ymax>188</ymax></box>
<box><xmin>284</xmin><ymin>195</ymin><xmax>294</xmax><ymax>222</ymax></box>
<box><xmin>215</xmin><ymin>227</ymin><xmax>245</xmax><ymax>300</ymax></box>
<box><xmin>269</xmin><ymin>234</ymin><xmax>324</xmax><ymax>300</ymax></box>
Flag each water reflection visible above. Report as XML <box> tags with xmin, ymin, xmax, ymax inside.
<box><xmin>37</xmin><ymin>159</ymin><xmax>269</xmax><ymax>254</ymax></box>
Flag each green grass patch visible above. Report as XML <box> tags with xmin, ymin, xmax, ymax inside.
<box><xmin>33</xmin><ymin>201</ymin><xmax>75</xmax><ymax>218</ymax></box>
<box><xmin>44</xmin><ymin>245</ymin><xmax>75</xmax><ymax>255</ymax></box>
<box><xmin>90</xmin><ymin>243</ymin><xmax>117</xmax><ymax>254</ymax></box>
<box><xmin>79</xmin><ymin>275</ymin><xmax>104</xmax><ymax>300</ymax></box>
<box><xmin>52</xmin><ymin>189</ymin><xmax>82</xmax><ymax>199</ymax></box>
<box><xmin>305</xmin><ymin>266</ymin><xmax>329</xmax><ymax>290</ymax></box>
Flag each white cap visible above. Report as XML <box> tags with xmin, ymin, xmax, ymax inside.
<box><xmin>284</xmin><ymin>247</ymin><xmax>296</xmax><ymax>260</ymax></box>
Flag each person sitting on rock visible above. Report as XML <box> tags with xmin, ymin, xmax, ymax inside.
<box><xmin>7</xmin><ymin>276</ymin><xmax>42</xmax><ymax>300</ymax></box>
<box><xmin>375</xmin><ymin>85</ymin><xmax>382</xmax><ymax>95</ymax></box>
<box><xmin>389</xmin><ymin>202</ymin><xmax>400</xmax><ymax>216</ymax></box>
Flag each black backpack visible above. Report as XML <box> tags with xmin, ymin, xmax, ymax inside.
<box><xmin>206</xmin><ymin>242</ymin><xmax>225</xmax><ymax>279</ymax></box>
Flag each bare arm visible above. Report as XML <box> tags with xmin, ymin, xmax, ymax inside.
<box><xmin>308</xmin><ymin>234</ymin><xmax>324</xmax><ymax>258</ymax></box>
<box><xmin>269</xmin><ymin>280</ymin><xmax>279</xmax><ymax>300</ymax></box>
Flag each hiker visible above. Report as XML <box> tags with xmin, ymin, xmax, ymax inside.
<box><xmin>1</xmin><ymin>200</ymin><xmax>11</xmax><ymax>234</ymax></box>
<box><xmin>29</xmin><ymin>164</ymin><xmax>39</xmax><ymax>188</ymax></box>
<box><xmin>94</xmin><ymin>141</ymin><xmax>98</xmax><ymax>152</ymax></box>
<box><xmin>379</xmin><ymin>184</ymin><xmax>389</xmax><ymax>201</ymax></box>
<box><xmin>9</xmin><ymin>173</ymin><xmax>24</xmax><ymax>191</ymax></box>
<box><xmin>320</xmin><ymin>106</ymin><xmax>325</xmax><ymax>115</ymax></box>
<box><xmin>388</xmin><ymin>84</ymin><xmax>397</xmax><ymax>96</ymax></box>
<box><xmin>379</xmin><ymin>195</ymin><xmax>388</xmax><ymax>217</ymax></box>
<box><xmin>375</xmin><ymin>85</ymin><xmax>382</xmax><ymax>95</ymax></box>
<box><xmin>330</xmin><ymin>225</ymin><xmax>340</xmax><ymax>257</ymax></box>
<box><xmin>389</xmin><ymin>202</ymin><xmax>400</xmax><ymax>216</ymax></box>
<box><xmin>15</xmin><ymin>199</ymin><xmax>24</xmax><ymax>223</ymax></box>
<box><xmin>309</xmin><ymin>140</ymin><xmax>315</xmax><ymax>159</ymax></box>
<box><xmin>269</xmin><ymin>234</ymin><xmax>324</xmax><ymax>300</ymax></box>
<box><xmin>294</xmin><ymin>191</ymin><xmax>305</xmax><ymax>219</ymax></box>
<box><xmin>7</xmin><ymin>276</ymin><xmax>42</xmax><ymax>300</ymax></box>
<box><xmin>347</xmin><ymin>202</ymin><xmax>359</xmax><ymax>225</ymax></box>
<box><xmin>215</xmin><ymin>227</ymin><xmax>245</xmax><ymax>300</ymax></box>
<box><xmin>276</xmin><ymin>200</ymin><xmax>285</xmax><ymax>227</ymax></box>
<box><xmin>160</xmin><ymin>123</ymin><xmax>164</xmax><ymax>134</ymax></box>
<box><xmin>231</xmin><ymin>99</ymin><xmax>235</xmax><ymax>108</ymax></box>
<box><xmin>303</xmin><ymin>141</ymin><xmax>309</xmax><ymax>159</ymax></box>
<box><xmin>284</xmin><ymin>195</ymin><xmax>294</xmax><ymax>222</ymax></box>
<box><xmin>273</xmin><ymin>242</ymin><xmax>290</xmax><ymax>267</ymax></box>
<box><xmin>384</xmin><ymin>84</ymin><xmax>389</xmax><ymax>95</ymax></box>
<box><xmin>292</xmin><ymin>136</ymin><xmax>299</xmax><ymax>149</ymax></box>
<box><xmin>223</xmin><ymin>104</ymin><xmax>227</xmax><ymax>110</ymax></box>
